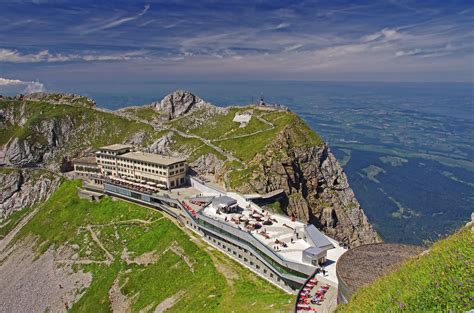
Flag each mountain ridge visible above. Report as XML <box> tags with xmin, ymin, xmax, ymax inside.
<box><xmin>0</xmin><ymin>90</ymin><xmax>380</xmax><ymax>247</ymax></box>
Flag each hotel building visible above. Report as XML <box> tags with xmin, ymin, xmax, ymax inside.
<box><xmin>95</xmin><ymin>144</ymin><xmax>187</xmax><ymax>189</ymax></box>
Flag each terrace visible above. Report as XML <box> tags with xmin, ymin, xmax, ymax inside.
<box><xmin>201</xmin><ymin>197</ymin><xmax>320</xmax><ymax>266</ymax></box>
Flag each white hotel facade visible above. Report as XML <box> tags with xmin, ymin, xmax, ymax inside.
<box><xmin>95</xmin><ymin>144</ymin><xmax>187</xmax><ymax>189</ymax></box>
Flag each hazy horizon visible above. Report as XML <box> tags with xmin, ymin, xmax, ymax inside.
<box><xmin>1</xmin><ymin>0</ymin><xmax>473</xmax><ymax>95</ymax></box>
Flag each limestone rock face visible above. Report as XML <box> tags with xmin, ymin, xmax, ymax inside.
<box><xmin>154</xmin><ymin>90</ymin><xmax>210</xmax><ymax>119</ymax></box>
<box><xmin>0</xmin><ymin>169</ymin><xmax>61</xmax><ymax>220</ymax></box>
<box><xmin>146</xmin><ymin>132</ymin><xmax>174</xmax><ymax>156</ymax></box>
<box><xmin>1</xmin><ymin>116</ymin><xmax>74</xmax><ymax>167</ymax></box>
<box><xmin>233</xmin><ymin>126</ymin><xmax>381</xmax><ymax>248</ymax></box>
<box><xmin>190</xmin><ymin>153</ymin><xmax>224</xmax><ymax>175</ymax></box>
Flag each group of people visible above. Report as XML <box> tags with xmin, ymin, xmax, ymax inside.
<box><xmin>297</xmin><ymin>276</ymin><xmax>331</xmax><ymax>311</ymax></box>
<box><xmin>316</xmin><ymin>266</ymin><xmax>328</xmax><ymax>277</ymax></box>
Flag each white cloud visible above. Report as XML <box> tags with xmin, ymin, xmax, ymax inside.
<box><xmin>362</xmin><ymin>28</ymin><xmax>405</xmax><ymax>42</ymax></box>
<box><xmin>395</xmin><ymin>48</ymin><xmax>421</xmax><ymax>57</ymax></box>
<box><xmin>0</xmin><ymin>48</ymin><xmax>147</xmax><ymax>63</ymax></box>
<box><xmin>80</xmin><ymin>4</ymin><xmax>150</xmax><ymax>34</ymax></box>
<box><xmin>395</xmin><ymin>44</ymin><xmax>461</xmax><ymax>58</ymax></box>
<box><xmin>284</xmin><ymin>44</ymin><xmax>304</xmax><ymax>52</ymax></box>
<box><xmin>23</xmin><ymin>81</ymin><xmax>45</xmax><ymax>93</ymax></box>
<box><xmin>0</xmin><ymin>77</ymin><xmax>45</xmax><ymax>94</ymax></box>
<box><xmin>275</xmin><ymin>22</ymin><xmax>291</xmax><ymax>30</ymax></box>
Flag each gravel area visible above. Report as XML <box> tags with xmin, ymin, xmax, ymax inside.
<box><xmin>0</xmin><ymin>238</ymin><xmax>92</xmax><ymax>313</ymax></box>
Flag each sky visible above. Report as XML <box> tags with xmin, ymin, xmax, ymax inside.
<box><xmin>0</xmin><ymin>0</ymin><xmax>473</xmax><ymax>93</ymax></box>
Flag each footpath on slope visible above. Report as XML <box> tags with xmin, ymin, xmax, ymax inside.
<box><xmin>116</xmin><ymin>108</ymin><xmax>280</xmax><ymax>171</ymax></box>
<box><xmin>0</xmin><ymin>204</ymin><xmax>43</xmax><ymax>254</ymax></box>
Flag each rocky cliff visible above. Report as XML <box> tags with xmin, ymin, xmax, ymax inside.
<box><xmin>0</xmin><ymin>169</ymin><xmax>61</xmax><ymax>220</ymax></box>
<box><xmin>154</xmin><ymin>89</ymin><xmax>212</xmax><ymax>119</ymax></box>
<box><xmin>0</xmin><ymin>96</ymin><xmax>154</xmax><ymax>169</ymax></box>
<box><xmin>231</xmin><ymin>125</ymin><xmax>380</xmax><ymax>247</ymax></box>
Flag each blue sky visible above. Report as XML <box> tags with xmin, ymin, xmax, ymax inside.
<box><xmin>0</xmin><ymin>0</ymin><xmax>473</xmax><ymax>93</ymax></box>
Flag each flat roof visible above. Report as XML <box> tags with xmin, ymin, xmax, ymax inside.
<box><xmin>212</xmin><ymin>196</ymin><xmax>237</xmax><ymax>207</ymax></box>
<box><xmin>98</xmin><ymin>144</ymin><xmax>133</xmax><ymax>151</ymax></box>
<box><xmin>73</xmin><ymin>156</ymin><xmax>97</xmax><ymax>165</ymax></box>
<box><xmin>119</xmin><ymin>151</ymin><xmax>186</xmax><ymax>166</ymax></box>
<box><xmin>200</xmin><ymin>195</ymin><xmax>324</xmax><ymax>265</ymax></box>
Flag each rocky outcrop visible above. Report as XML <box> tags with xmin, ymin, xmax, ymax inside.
<box><xmin>146</xmin><ymin>132</ymin><xmax>174</xmax><ymax>155</ymax></box>
<box><xmin>23</xmin><ymin>92</ymin><xmax>96</xmax><ymax>108</ymax></box>
<box><xmin>0</xmin><ymin>169</ymin><xmax>61</xmax><ymax>220</ymax></box>
<box><xmin>191</xmin><ymin>153</ymin><xmax>224</xmax><ymax>175</ymax></box>
<box><xmin>154</xmin><ymin>90</ymin><xmax>211</xmax><ymax>119</ymax></box>
<box><xmin>234</xmin><ymin>126</ymin><xmax>380</xmax><ymax>247</ymax></box>
<box><xmin>1</xmin><ymin>116</ymin><xmax>74</xmax><ymax>167</ymax></box>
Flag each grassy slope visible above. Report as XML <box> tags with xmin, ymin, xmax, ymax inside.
<box><xmin>172</xmin><ymin>108</ymin><xmax>322</xmax><ymax>162</ymax></box>
<box><xmin>337</xmin><ymin>227</ymin><xmax>474</xmax><ymax>312</ymax></box>
<box><xmin>0</xmin><ymin>99</ymin><xmax>155</xmax><ymax>154</ymax></box>
<box><xmin>121</xmin><ymin>106</ymin><xmax>162</xmax><ymax>122</ymax></box>
<box><xmin>11</xmin><ymin>180</ymin><xmax>293</xmax><ymax>312</ymax></box>
<box><xmin>168</xmin><ymin>107</ymin><xmax>323</xmax><ymax>190</ymax></box>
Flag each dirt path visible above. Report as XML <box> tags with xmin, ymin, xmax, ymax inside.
<box><xmin>169</xmin><ymin>127</ymin><xmax>245</xmax><ymax>166</ymax></box>
<box><xmin>154</xmin><ymin>290</ymin><xmax>186</xmax><ymax>313</ymax></box>
<box><xmin>0</xmin><ymin>219</ymin><xmax>12</xmax><ymax>229</ymax></box>
<box><xmin>169</xmin><ymin>241</ymin><xmax>195</xmax><ymax>273</ymax></box>
<box><xmin>109</xmin><ymin>277</ymin><xmax>135</xmax><ymax>313</ymax></box>
<box><xmin>86</xmin><ymin>225</ymin><xmax>114</xmax><ymax>263</ymax></box>
<box><xmin>121</xmin><ymin>248</ymin><xmax>159</xmax><ymax>266</ymax></box>
<box><xmin>212</xmin><ymin>115</ymin><xmax>275</xmax><ymax>143</ymax></box>
<box><xmin>88</xmin><ymin>218</ymin><xmax>161</xmax><ymax>228</ymax></box>
<box><xmin>0</xmin><ymin>204</ymin><xmax>43</xmax><ymax>253</ymax></box>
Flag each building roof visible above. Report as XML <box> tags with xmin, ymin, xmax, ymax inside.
<box><xmin>212</xmin><ymin>196</ymin><xmax>237</xmax><ymax>208</ymax></box>
<box><xmin>73</xmin><ymin>156</ymin><xmax>97</xmax><ymax>165</ymax></box>
<box><xmin>119</xmin><ymin>151</ymin><xmax>186</xmax><ymax>166</ymax></box>
<box><xmin>303</xmin><ymin>246</ymin><xmax>326</xmax><ymax>258</ymax></box>
<box><xmin>99</xmin><ymin>144</ymin><xmax>133</xmax><ymax>151</ymax></box>
<box><xmin>305</xmin><ymin>224</ymin><xmax>334</xmax><ymax>250</ymax></box>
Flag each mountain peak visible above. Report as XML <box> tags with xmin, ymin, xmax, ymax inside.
<box><xmin>155</xmin><ymin>90</ymin><xmax>212</xmax><ymax>119</ymax></box>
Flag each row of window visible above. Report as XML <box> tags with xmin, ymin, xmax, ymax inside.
<box><xmin>119</xmin><ymin>167</ymin><xmax>167</xmax><ymax>175</ymax></box>
<box><xmin>74</xmin><ymin>165</ymin><xmax>99</xmax><ymax>173</ymax></box>
<box><xmin>198</xmin><ymin>219</ymin><xmax>307</xmax><ymax>278</ymax></box>
<box><xmin>98</xmin><ymin>155</ymin><xmax>185</xmax><ymax>171</ymax></box>
<box><xmin>98</xmin><ymin>160</ymin><xmax>115</xmax><ymax>165</ymax></box>
<box><xmin>208</xmin><ymin>234</ymin><xmax>281</xmax><ymax>282</ymax></box>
